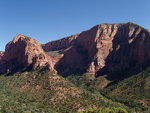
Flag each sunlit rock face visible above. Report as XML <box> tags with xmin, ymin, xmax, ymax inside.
<box><xmin>42</xmin><ymin>22</ymin><xmax>150</xmax><ymax>77</ymax></box>
<box><xmin>0</xmin><ymin>35</ymin><xmax>54</xmax><ymax>74</ymax></box>
<box><xmin>0</xmin><ymin>51</ymin><xmax>4</xmax><ymax>63</ymax></box>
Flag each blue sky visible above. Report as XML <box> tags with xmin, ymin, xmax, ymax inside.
<box><xmin>0</xmin><ymin>0</ymin><xmax>150</xmax><ymax>51</ymax></box>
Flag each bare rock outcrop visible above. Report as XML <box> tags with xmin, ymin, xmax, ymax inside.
<box><xmin>42</xmin><ymin>34</ymin><xmax>80</xmax><ymax>52</ymax></box>
<box><xmin>0</xmin><ymin>52</ymin><xmax>4</xmax><ymax>63</ymax></box>
<box><xmin>42</xmin><ymin>22</ymin><xmax>150</xmax><ymax>77</ymax></box>
<box><xmin>1</xmin><ymin>22</ymin><xmax>149</xmax><ymax>77</ymax></box>
<box><xmin>0</xmin><ymin>35</ymin><xmax>54</xmax><ymax>74</ymax></box>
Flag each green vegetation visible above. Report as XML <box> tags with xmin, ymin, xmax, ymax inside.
<box><xmin>46</xmin><ymin>50</ymin><xmax>61</xmax><ymax>58</ymax></box>
<box><xmin>102</xmin><ymin>67</ymin><xmax>150</xmax><ymax>113</ymax></box>
<box><xmin>67</xmin><ymin>74</ymin><xmax>93</xmax><ymax>89</ymax></box>
<box><xmin>0</xmin><ymin>70</ymin><xmax>130</xmax><ymax>113</ymax></box>
<box><xmin>1</xmin><ymin>65</ymin><xmax>149</xmax><ymax>112</ymax></box>
<box><xmin>67</xmin><ymin>70</ymin><xmax>150</xmax><ymax>113</ymax></box>
<box><xmin>100</xmin><ymin>37</ymin><xmax>106</xmax><ymax>40</ymax></box>
<box><xmin>80</xmin><ymin>108</ymin><xmax>128</xmax><ymax>113</ymax></box>
<box><xmin>67</xmin><ymin>74</ymin><xmax>110</xmax><ymax>93</ymax></box>
<box><xmin>67</xmin><ymin>74</ymin><xmax>131</xmax><ymax>112</ymax></box>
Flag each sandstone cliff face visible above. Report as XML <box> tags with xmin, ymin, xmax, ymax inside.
<box><xmin>1</xmin><ymin>23</ymin><xmax>149</xmax><ymax>77</ymax></box>
<box><xmin>0</xmin><ymin>35</ymin><xmax>54</xmax><ymax>74</ymax></box>
<box><xmin>0</xmin><ymin>52</ymin><xmax>4</xmax><ymax>63</ymax></box>
<box><xmin>42</xmin><ymin>34</ymin><xmax>80</xmax><ymax>52</ymax></box>
<box><xmin>42</xmin><ymin>22</ymin><xmax>150</xmax><ymax>77</ymax></box>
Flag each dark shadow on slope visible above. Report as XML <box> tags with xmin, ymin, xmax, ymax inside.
<box><xmin>54</xmin><ymin>26</ymin><xmax>99</xmax><ymax>77</ymax></box>
<box><xmin>55</xmin><ymin>45</ymin><xmax>88</xmax><ymax>77</ymax></box>
<box><xmin>0</xmin><ymin>58</ymin><xmax>43</xmax><ymax>76</ymax></box>
<box><xmin>97</xmin><ymin>23</ymin><xmax>150</xmax><ymax>82</ymax></box>
<box><xmin>0</xmin><ymin>58</ymin><xmax>25</xmax><ymax>76</ymax></box>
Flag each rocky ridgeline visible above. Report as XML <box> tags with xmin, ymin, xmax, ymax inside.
<box><xmin>0</xmin><ymin>35</ymin><xmax>54</xmax><ymax>74</ymax></box>
<box><xmin>0</xmin><ymin>22</ymin><xmax>150</xmax><ymax>77</ymax></box>
<box><xmin>42</xmin><ymin>34</ymin><xmax>80</xmax><ymax>52</ymax></box>
<box><xmin>42</xmin><ymin>22</ymin><xmax>150</xmax><ymax>76</ymax></box>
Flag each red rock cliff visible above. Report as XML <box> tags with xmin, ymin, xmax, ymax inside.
<box><xmin>0</xmin><ymin>35</ymin><xmax>54</xmax><ymax>74</ymax></box>
<box><xmin>0</xmin><ymin>52</ymin><xmax>4</xmax><ymax>63</ymax></box>
<box><xmin>42</xmin><ymin>22</ymin><xmax>150</xmax><ymax>76</ymax></box>
<box><xmin>42</xmin><ymin>34</ymin><xmax>80</xmax><ymax>52</ymax></box>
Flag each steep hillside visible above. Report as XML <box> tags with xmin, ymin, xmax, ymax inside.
<box><xmin>43</xmin><ymin>22</ymin><xmax>150</xmax><ymax>78</ymax></box>
<box><xmin>0</xmin><ymin>69</ymin><xmax>129</xmax><ymax>113</ymax></box>
<box><xmin>66</xmin><ymin>69</ymin><xmax>150</xmax><ymax>113</ymax></box>
<box><xmin>101</xmin><ymin>67</ymin><xmax>150</xmax><ymax>112</ymax></box>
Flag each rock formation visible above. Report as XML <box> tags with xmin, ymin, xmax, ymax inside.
<box><xmin>42</xmin><ymin>34</ymin><xmax>80</xmax><ymax>52</ymax></box>
<box><xmin>0</xmin><ymin>52</ymin><xmax>4</xmax><ymax>63</ymax></box>
<box><xmin>0</xmin><ymin>22</ymin><xmax>149</xmax><ymax>77</ymax></box>
<box><xmin>42</xmin><ymin>22</ymin><xmax>150</xmax><ymax>77</ymax></box>
<box><xmin>0</xmin><ymin>35</ymin><xmax>54</xmax><ymax>74</ymax></box>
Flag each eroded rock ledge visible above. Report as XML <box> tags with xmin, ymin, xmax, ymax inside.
<box><xmin>0</xmin><ymin>35</ymin><xmax>54</xmax><ymax>74</ymax></box>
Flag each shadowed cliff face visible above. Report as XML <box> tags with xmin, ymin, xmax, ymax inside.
<box><xmin>0</xmin><ymin>52</ymin><xmax>3</xmax><ymax>59</ymax></box>
<box><xmin>0</xmin><ymin>35</ymin><xmax>54</xmax><ymax>74</ymax></box>
<box><xmin>42</xmin><ymin>22</ymin><xmax>150</xmax><ymax>77</ymax></box>
<box><xmin>101</xmin><ymin>24</ymin><xmax>150</xmax><ymax>72</ymax></box>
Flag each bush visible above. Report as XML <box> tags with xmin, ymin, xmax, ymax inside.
<box><xmin>80</xmin><ymin>108</ymin><xmax>128</xmax><ymax>113</ymax></box>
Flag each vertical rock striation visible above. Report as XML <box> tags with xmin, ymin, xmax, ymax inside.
<box><xmin>0</xmin><ymin>35</ymin><xmax>54</xmax><ymax>74</ymax></box>
<box><xmin>42</xmin><ymin>22</ymin><xmax>150</xmax><ymax>77</ymax></box>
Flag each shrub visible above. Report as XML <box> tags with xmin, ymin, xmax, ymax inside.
<box><xmin>80</xmin><ymin>108</ymin><xmax>128</xmax><ymax>113</ymax></box>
